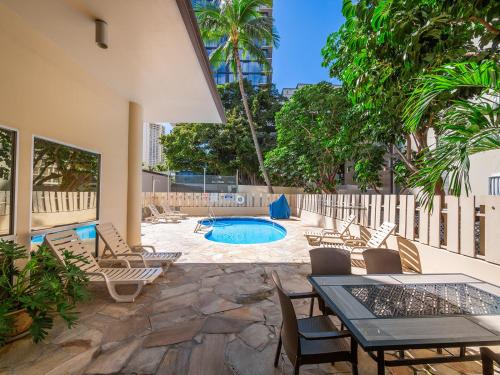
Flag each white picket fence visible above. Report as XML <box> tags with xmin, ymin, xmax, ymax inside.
<box><xmin>297</xmin><ymin>194</ymin><xmax>500</xmax><ymax>266</ymax></box>
<box><xmin>142</xmin><ymin>192</ymin><xmax>297</xmax><ymax>209</ymax></box>
<box><xmin>32</xmin><ymin>191</ymin><xmax>98</xmax><ymax>213</ymax></box>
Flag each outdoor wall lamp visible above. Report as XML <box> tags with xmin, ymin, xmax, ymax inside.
<box><xmin>95</xmin><ymin>19</ymin><xmax>108</xmax><ymax>49</ymax></box>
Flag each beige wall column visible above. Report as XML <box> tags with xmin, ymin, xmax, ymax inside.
<box><xmin>127</xmin><ymin>102</ymin><xmax>143</xmax><ymax>244</ymax></box>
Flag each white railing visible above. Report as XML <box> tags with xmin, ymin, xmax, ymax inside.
<box><xmin>296</xmin><ymin>193</ymin><xmax>500</xmax><ymax>266</ymax></box>
<box><xmin>142</xmin><ymin>192</ymin><xmax>297</xmax><ymax>209</ymax></box>
<box><xmin>32</xmin><ymin>191</ymin><xmax>97</xmax><ymax>213</ymax></box>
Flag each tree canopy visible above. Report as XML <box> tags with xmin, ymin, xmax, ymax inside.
<box><xmin>321</xmin><ymin>0</ymin><xmax>499</xmax><ymax>201</ymax></box>
<box><xmin>160</xmin><ymin>81</ymin><xmax>284</xmax><ymax>185</ymax></box>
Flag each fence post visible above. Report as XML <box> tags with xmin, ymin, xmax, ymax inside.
<box><xmin>445</xmin><ymin>196</ymin><xmax>459</xmax><ymax>253</ymax></box>
<box><xmin>484</xmin><ymin>196</ymin><xmax>500</xmax><ymax>264</ymax></box>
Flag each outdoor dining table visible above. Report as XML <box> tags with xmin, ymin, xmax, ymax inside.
<box><xmin>308</xmin><ymin>273</ymin><xmax>500</xmax><ymax>374</ymax></box>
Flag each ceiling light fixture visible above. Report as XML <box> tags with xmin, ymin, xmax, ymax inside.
<box><xmin>95</xmin><ymin>19</ymin><xmax>108</xmax><ymax>49</ymax></box>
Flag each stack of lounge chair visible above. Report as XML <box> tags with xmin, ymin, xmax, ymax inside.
<box><xmin>304</xmin><ymin>213</ymin><xmax>356</xmax><ymax>246</ymax></box>
<box><xmin>321</xmin><ymin>221</ymin><xmax>396</xmax><ymax>254</ymax></box>
<box><xmin>146</xmin><ymin>204</ymin><xmax>181</xmax><ymax>224</ymax></box>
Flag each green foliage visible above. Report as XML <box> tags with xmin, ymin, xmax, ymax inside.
<box><xmin>195</xmin><ymin>0</ymin><xmax>280</xmax><ymax>191</ymax></box>
<box><xmin>33</xmin><ymin>138</ymin><xmax>99</xmax><ymax>191</ymax></box>
<box><xmin>265</xmin><ymin>83</ymin><xmax>350</xmax><ymax>192</ymax></box>
<box><xmin>321</xmin><ymin>0</ymin><xmax>499</xmax><ymax>196</ymax></box>
<box><xmin>161</xmin><ymin>82</ymin><xmax>283</xmax><ymax>184</ymax></box>
<box><xmin>195</xmin><ymin>0</ymin><xmax>278</xmax><ymax>74</ymax></box>
<box><xmin>0</xmin><ymin>241</ymin><xmax>90</xmax><ymax>345</ymax></box>
<box><xmin>404</xmin><ymin>60</ymin><xmax>500</xmax><ymax>209</ymax></box>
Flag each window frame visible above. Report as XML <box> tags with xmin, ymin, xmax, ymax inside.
<box><xmin>29</xmin><ymin>135</ymin><xmax>102</xmax><ymax>235</ymax></box>
<box><xmin>0</xmin><ymin>124</ymin><xmax>18</xmax><ymax>240</ymax></box>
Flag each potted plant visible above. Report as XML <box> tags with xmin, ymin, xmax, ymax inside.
<box><xmin>0</xmin><ymin>240</ymin><xmax>90</xmax><ymax>345</ymax></box>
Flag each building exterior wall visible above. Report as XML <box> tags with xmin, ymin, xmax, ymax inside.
<box><xmin>467</xmin><ymin>149</ymin><xmax>500</xmax><ymax>196</ymax></box>
<box><xmin>192</xmin><ymin>0</ymin><xmax>273</xmax><ymax>86</ymax></box>
<box><xmin>0</xmin><ymin>4</ymin><xmax>129</xmax><ymax>245</ymax></box>
<box><xmin>142</xmin><ymin>123</ymin><xmax>165</xmax><ymax>167</ymax></box>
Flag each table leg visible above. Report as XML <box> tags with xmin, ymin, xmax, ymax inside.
<box><xmin>377</xmin><ymin>350</ymin><xmax>385</xmax><ymax>375</ymax></box>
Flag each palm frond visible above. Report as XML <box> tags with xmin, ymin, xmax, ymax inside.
<box><xmin>403</xmin><ymin>60</ymin><xmax>499</xmax><ymax>132</ymax></box>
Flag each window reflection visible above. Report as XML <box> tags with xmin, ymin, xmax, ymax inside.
<box><xmin>0</xmin><ymin>127</ymin><xmax>16</xmax><ymax>236</ymax></box>
<box><xmin>31</xmin><ymin>138</ymin><xmax>100</xmax><ymax>231</ymax></box>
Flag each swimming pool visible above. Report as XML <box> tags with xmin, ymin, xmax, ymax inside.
<box><xmin>201</xmin><ymin>217</ymin><xmax>286</xmax><ymax>245</ymax></box>
<box><xmin>31</xmin><ymin>224</ymin><xmax>96</xmax><ymax>245</ymax></box>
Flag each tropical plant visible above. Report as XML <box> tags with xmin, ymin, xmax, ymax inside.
<box><xmin>321</xmin><ymin>0</ymin><xmax>498</xmax><ymax>194</ymax></box>
<box><xmin>195</xmin><ymin>0</ymin><xmax>279</xmax><ymax>192</ymax></box>
<box><xmin>403</xmin><ymin>60</ymin><xmax>500</xmax><ymax>209</ymax></box>
<box><xmin>0</xmin><ymin>241</ymin><xmax>90</xmax><ymax>345</ymax></box>
<box><xmin>265</xmin><ymin>83</ymin><xmax>347</xmax><ymax>192</ymax></box>
<box><xmin>161</xmin><ymin>81</ymin><xmax>283</xmax><ymax>185</ymax></box>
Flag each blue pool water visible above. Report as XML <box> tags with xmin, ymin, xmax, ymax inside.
<box><xmin>201</xmin><ymin>217</ymin><xmax>286</xmax><ymax>244</ymax></box>
<box><xmin>31</xmin><ymin>224</ymin><xmax>96</xmax><ymax>245</ymax></box>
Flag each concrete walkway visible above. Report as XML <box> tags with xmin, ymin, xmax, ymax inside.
<box><xmin>0</xmin><ymin>217</ymin><xmax>485</xmax><ymax>374</ymax></box>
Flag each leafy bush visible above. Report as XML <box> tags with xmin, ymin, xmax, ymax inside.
<box><xmin>0</xmin><ymin>240</ymin><xmax>90</xmax><ymax>345</ymax></box>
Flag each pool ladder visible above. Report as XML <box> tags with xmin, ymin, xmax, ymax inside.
<box><xmin>194</xmin><ymin>205</ymin><xmax>216</xmax><ymax>233</ymax></box>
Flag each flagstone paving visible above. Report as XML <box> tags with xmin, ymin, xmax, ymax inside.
<box><xmin>0</xmin><ymin>217</ymin><xmax>494</xmax><ymax>374</ymax></box>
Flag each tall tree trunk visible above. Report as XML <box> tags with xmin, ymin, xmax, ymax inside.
<box><xmin>233</xmin><ymin>47</ymin><xmax>274</xmax><ymax>193</ymax></box>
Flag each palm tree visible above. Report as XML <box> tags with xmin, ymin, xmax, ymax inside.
<box><xmin>403</xmin><ymin>60</ymin><xmax>499</xmax><ymax>209</ymax></box>
<box><xmin>195</xmin><ymin>0</ymin><xmax>279</xmax><ymax>193</ymax></box>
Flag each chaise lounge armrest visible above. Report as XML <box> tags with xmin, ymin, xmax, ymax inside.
<box><xmin>98</xmin><ymin>258</ymin><xmax>131</xmax><ymax>268</ymax></box>
<box><xmin>343</xmin><ymin>239</ymin><xmax>367</xmax><ymax>247</ymax></box>
<box><xmin>299</xmin><ymin>330</ymin><xmax>351</xmax><ymax>340</ymax></box>
<box><xmin>112</xmin><ymin>253</ymin><xmax>147</xmax><ymax>267</ymax></box>
<box><xmin>132</xmin><ymin>245</ymin><xmax>157</xmax><ymax>254</ymax></box>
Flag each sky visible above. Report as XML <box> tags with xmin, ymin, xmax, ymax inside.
<box><xmin>272</xmin><ymin>0</ymin><xmax>344</xmax><ymax>91</ymax></box>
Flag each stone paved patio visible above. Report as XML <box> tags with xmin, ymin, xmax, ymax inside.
<box><xmin>0</xmin><ymin>217</ymin><xmax>491</xmax><ymax>374</ymax></box>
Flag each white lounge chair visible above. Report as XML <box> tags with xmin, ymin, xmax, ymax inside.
<box><xmin>159</xmin><ymin>203</ymin><xmax>188</xmax><ymax>219</ymax></box>
<box><xmin>304</xmin><ymin>213</ymin><xmax>356</xmax><ymax>245</ymax></box>
<box><xmin>96</xmin><ymin>222</ymin><xmax>181</xmax><ymax>268</ymax></box>
<box><xmin>322</xmin><ymin>221</ymin><xmax>396</xmax><ymax>254</ymax></box>
<box><xmin>146</xmin><ymin>204</ymin><xmax>181</xmax><ymax>224</ymax></box>
<box><xmin>45</xmin><ymin>230</ymin><xmax>162</xmax><ymax>303</ymax></box>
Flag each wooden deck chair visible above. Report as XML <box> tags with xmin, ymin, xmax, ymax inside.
<box><xmin>159</xmin><ymin>203</ymin><xmax>188</xmax><ymax>219</ymax></box>
<box><xmin>44</xmin><ymin>230</ymin><xmax>162</xmax><ymax>303</ymax></box>
<box><xmin>322</xmin><ymin>221</ymin><xmax>396</xmax><ymax>254</ymax></box>
<box><xmin>96</xmin><ymin>223</ymin><xmax>181</xmax><ymax>268</ymax></box>
<box><xmin>304</xmin><ymin>214</ymin><xmax>356</xmax><ymax>246</ymax></box>
<box><xmin>146</xmin><ymin>204</ymin><xmax>181</xmax><ymax>224</ymax></box>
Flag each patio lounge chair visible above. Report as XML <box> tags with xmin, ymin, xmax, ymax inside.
<box><xmin>45</xmin><ymin>230</ymin><xmax>162</xmax><ymax>303</ymax></box>
<box><xmin>322</xmin><ymin>221</ymin><xmax>396</xmax><ymax>254</ymax></box>
<box><xmin>271</xmin><ymin>271</ymin><xmax>358</xmax><ymax>375</ymax></box>
<box><xmin>159</xmin><ymin>203</ymin><xmax>188</xmax><ymax>219</ymax></box>
<box><xmin>146</xmin><ymin>204</ymin><xmax>181</xmax><ymax>224</ymax></box>
<box><xmin>304</xmin><ymin>214</ymin><xmax>356</xmax><ymax>246</ymax></box>
<box><xmin>480</xmin><ymin>347</ymin><xmax>500</xmax><ymax>375</ymax></box>
<box><xmin>95</xmin><ymin>223</ymin><xmax>182</xmax><ymax>268</ymax></box>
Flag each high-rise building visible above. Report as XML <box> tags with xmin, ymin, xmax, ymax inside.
<box><xmin>142</xmin><ymin>123</ymin><xmax>165</xmax><ymax>167</ymax></box>
<box><xmin>192</xmin><ymin>0</ymin><xmax>273</xmax><ymax>87</ymax></box>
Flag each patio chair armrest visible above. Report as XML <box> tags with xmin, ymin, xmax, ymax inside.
<box><xmin>132</xmin><ymin>245</ymin><xmax>157</xmax><ymax>254</ymax></box>
<box><xmin>115</xmin><ymin>253</ymin><xmax>147</xmax><ymax>267</ymax></box>
<box><xmin>299</xmin><ymin>330</ymin><xmax>351</xmax><ymax>341</ymax></box>
<box><xmin>288</xmin><ymin>291</ymin><xmax>319</xmax><ymax>300</ymax></box>
<box><xmin>98</xmin><ymin>258</ymin><xmax>131</xmax><ymax>268</ymax></box>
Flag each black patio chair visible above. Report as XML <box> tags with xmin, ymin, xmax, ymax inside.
<box><xmin>271</xmin><ymin>271</ymin><xmax>358</xmax><ymax>375</ymax></box>
<box><xmin>481</xmin><ymin>347</ymin><xmax>500</xmax><ymax>375</ymax></box>
<box><xmin>362</xmin><ymin>248</ymin><xmax>403</xmax><ymax>274</ymax></box>
<box><xmin>309</xmin><ymin>247</ymin><xmax>351</xmax><ymax>317</ymax></box>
